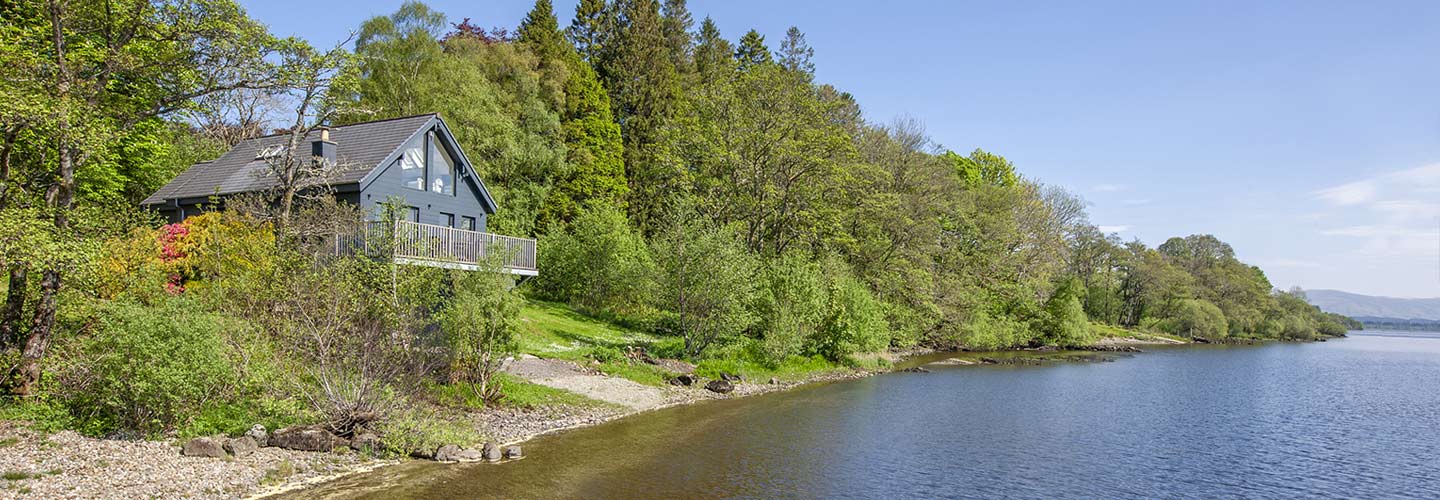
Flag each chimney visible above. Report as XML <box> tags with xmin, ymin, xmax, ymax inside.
<box><xmin>311</xmin><ymin>127</ymin><xmax>336</xmax><ymax>166</ymax></box>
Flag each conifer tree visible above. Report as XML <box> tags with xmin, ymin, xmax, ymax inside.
<box><xmin>735</xmin><ymin>29</ymin><xmax>772</xmax><ymax>70</ymax></box>
<box><xmin>661</xmin><ymin>0</ymin><xmax>695</xmax><ymax>74</ymax></box>
<box><xmin>603</xmin><ymin>0</ymin><xmax>683</xmax><ymax>231</ymax></box>
<box><xmin>778</xmin><ymin>26</ymin><xmax>815</xmax><ymax>75</ymax></box>
<box><xmin>567</xmin><ymin>0</ymin><xmax>612</xmax><ymax>62</ymax></box>
<box><xmin>693</xmin><ymin>17</ymin><xmax>735</xmax><ymax>81</ymax></box>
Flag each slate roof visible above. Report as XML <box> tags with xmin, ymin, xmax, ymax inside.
<box><xmin>142</xmin><ymin>114</ymin><xmax>438</xmax><ymax>206</ymax></box>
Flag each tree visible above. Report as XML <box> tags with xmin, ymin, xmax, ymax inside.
<box><xmin>735</xmin><ymin>29</ymin><xmax>772</xmax><ymax>70</ymax></box>
<box><xmin>535</xmin><ymin>205</ymin><xmax>655</xmax><ymax>315</ymax></box>
<box><xmin>945</xmin><ymin>148</ymin><xmax>1018</xmax><ymax>189</ymax></box>
<box><xmin>0</xmin><ymin>0</ymin><xmax>279</xmax><ymax>395</ymax></box>
<box><xmin>692</xmin><ymin>17</ymin><xmax>734</xmax><ymax>81</ymax></box>
<box><xmin>439</xmin><ymin>269</ymin><xmax>522</xmax><ymax>404</ymax></box>
<box><xmin>567</xmin><ymin>0</ymin><xmax>613</xmax><ymax>63</ymax></box>
<box><xmin>518</xmin><ymin>0</ymin><xmax>628</xmax><ymax>230</ymax></box>
<box><xmin>600</xmin><ymin>0</ymin><xmax>683</xmax><ymax>231</ymax></box>
<box><xmin>651</xmin><ymin>203</ymin><xmax>756</xmax><ymax>357</ymax></box>
<box><xmin>778</xmin><ymin>26</ymin><xmax>814</xmax><ymax>75</ymax></box>
<box><xmin>1042</xmin><ymin>278</ymin><xmax>1093</xmax><ymax>347</ymax></box>
<box><xmin>267</xmin><ymin>39</ymin><xmax>358</xmax><ymax>233</ymax></box>
<box><xmin>660</xmin><ymin>0</ymin><xmax>694</xmax><ymax>73</ymax></box>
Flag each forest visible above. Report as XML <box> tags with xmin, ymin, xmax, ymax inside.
<box><xmin>0</xmin><ymin>0</ymin><xmax>1354</xmax><ymax>445</ymax></box>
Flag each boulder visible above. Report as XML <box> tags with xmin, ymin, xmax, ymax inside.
<box><xmin>350</xmin><ymin>432</ymin><xmax>381</xmax><ymax>453</ymax></box>
<box><xmin>224</xmin><ymin>436</ymin><xmax>259</xmax><ymax>458</ymax></box>
<box><xmin>455</xmin><ymin>448</ymin><xmax>484</xmax><ymax>461</ymax></box>
<box><xmin>504</xmin><ymin>446</ymin><xmax>523</xmax><ymax>459</ymax></box>
<box><xmin>900</xmin><ymin>367</ymin><xmax>930</xmax><ymax>373</ymax></box>
<box><xmin>669</xmin><ymin>374</ymin><xmax>696</xmax><ymax>386</ymax></box>
<box><xmin>483</xmin><ymin>441</ymin><xmax>502</xmax><ymax>462</ymax></box>
<box><xmin>270</xmin><ymin>425</ymin><xmax>347</xmax><ymax>452</ymax></box>
<box><xmin>705</xmin><ymin>379</ymin><xmax>734</xmax><ymax>394</ymax></box>
<box><xmin>182</xmin><ymin>437</ymin><xmax>227</xmax><ymax>458</ymax></box>
<box><xmin>435</xmin><ymin>444</ymin><xmax>464</xmax><ymax>462</ymax></box>
<box><xmin>768</xmin><ymin>377</ymin><xmax>779</xmax><ymax>385</ymax></box>
<box><xmin>720</xmin><ymin>372</ymin><xmax>742</xmax><ymax>382</ymax></box>
<box><xmin>245</xmin><ymin>424</ymin><xmax>269</xmax><ymax>447</ymax></box>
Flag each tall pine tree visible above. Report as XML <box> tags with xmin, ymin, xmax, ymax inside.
<box><xmin>693</xmin><ymin>17</ymin><xmax>734</xmax><ymax>82</ymax></box>
<box><xmin>778</xmin><ymin>26</ymin><xmax>815</xmax><ymax>75</ymax></box>
<box><xmin>735</xmin><ymin>29</ymin><xmax>772</xmax><ymax>70</ymax></box>
<box><xmin>603</xmin><ymin>0</ymin><xmax>683</xmax><ymax>232</ymax></box>
<box><xmin>567</xmin><ymin>0</ymin><xmax>613</xmax><ymax>63</ymax></box>
<box><xmin>660</xmin><ymin>0</ymin><xmax>695</xmax><ymax>74</ymax></box>
<box><xmin>520</xmin><ymin>0</ymin><xmax>628</xmax><ymax>230</ymax></box>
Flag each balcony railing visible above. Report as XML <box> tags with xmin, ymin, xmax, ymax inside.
<box><xmin>335</xmin><ymin>220</ymin><xmax>538</xmax><ymax>276</ymax></box>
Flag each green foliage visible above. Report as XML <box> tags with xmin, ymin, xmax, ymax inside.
<box><xmin>53</xmin><ymin>298</ymin><xmax>241</xmax><ymax>436</ymax></box>
<box><xmin>956</xmin><ymin>310</ymin><xmax>1033</xmax><ymax>350</ymax></box>
<box><xmin>651</xmin><ymin>209</ymin><xmax>757</xmax><ymax>357</ymax></box>
<box><xmin>944</xmin><ymin>149</ymin><xmax>1019</xmax><ymax>189</ymax></box>
<box><xmin>535</xmin><ymin>205</ymin><xmax>656</xmax><ymax>316</ymax></box>
<box><xmin>1042</xmin><ymin>278</ymin><xmax>1095</xmax><ymax>347</ymax></box>
<box><xmin>811</xmin><ymin>263</ymin><xmax>890</xmax><ymax>361</ymax></box>
<box><xmin>753</xmin><ymin>252</ymin><xmax>826</xmax><ymax>366</ymax></box>
<box><xmin>438</xmin><ymin>269</ymin><xmax>523</xmax><ymax>403</ymax></box>
<box><xmin>1158</xmin><ymin>299</ymin><xmax>1229</xmax><ymax>339</ymax></box>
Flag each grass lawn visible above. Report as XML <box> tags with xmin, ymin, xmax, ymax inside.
<box><xmin>517</xmin><ymin>301</ymin><xmax>667</xmax><ymax>360</ymax></box>
<box><xmin>430</xmin><ymin>374</ymin><xmax>622</xmax><ymax>410</ymax></box>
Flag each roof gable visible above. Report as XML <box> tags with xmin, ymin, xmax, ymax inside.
<box><xmin>142</xmin><ymin>114</ymin><xmax>491</xmax><ymax>207</ymax></box>
<box><xmin>357</xmin><ymin>116</ymin><xmax>498</xmax><ymax>214</ymax></box>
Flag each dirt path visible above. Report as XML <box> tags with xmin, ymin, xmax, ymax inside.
<box><xmin>503</xmin><ymin>357</ymin><xmax>671</xmax><ymax>411</ymax></box>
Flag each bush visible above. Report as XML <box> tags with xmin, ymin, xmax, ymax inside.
<box><xmin>589</xmin><ymin>345</ymin><xmax>623</xmax><ymax>363</ymax></box>
<box><xmin>438</xmin><ymin>269</ymin><xmax>523</xmax><ymax>404</ymax></box>
<box><xmin>809</xmin><ymin>266</ymin><xmax>889</xmax><ymax>361</ymax></box>
<box><xmin>651</xmin><ymin>213</ymin><xmax>756</xmax><ymax>357</ymax></box>
<box><xmin>1158</xmin><ymin>299</ymin><xmax>1229</xmax><ymax>339</ymax></box>
<box><xmin>753</xmin><ymin>252</ymin><xmax>826</xmax><ymax>366</ymax></box>
<box><xmin>55</xmin><ymin>297</ymin><xmax>241</xmax><ymax>436</ymax></box>
<box><xmin>959</xmin><ymin>310</ymin><xmax>1032</xmax><ymax>350</ymax></box>
<box><xmin>534</xmin><ymin>206</ymin><xmax>655</xmax><ymax>316</ymax></box>
<box><xmin>1042</xmin><ymin>278</ymin><xmax>1094</xmax><ymax>347</ymax></box>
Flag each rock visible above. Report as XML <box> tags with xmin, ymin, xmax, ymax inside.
<box><xmin>223</xmin><ymin>436</ymin><xmax>258</xmax><ymax>458</ymax></box>
<box><xmin>270</xmin><ymin>425</ymin><xmax>348</xmax><ymax>452</ymax></box>
<box><xmin>504</xmin><ymin>446</ymin><xmax>523</xmax><ymax>459</ymax></box>
<box><xmin>768</xmin><ymin>377</ymin><xmax>779</xmax><ymax>385</ymax></box>
<box><xmin>483</xmin><ymin>441</ymin><xmax>502</xmax><ymax>462</ymax></box>
<box><xmin>434</xmin><ymin>444</ymin><xmax>464</xmax><ymax>462</ymax></box>
<box><xmin>669</xmin><ymin>374</ymin><xmax>696</xmax><ymax>386</ymax></box>
<box><xmin>245</xmin><ymin>424</ymin><xmax>268</xmax><ymax>447</ymax></box>
<box><xmin>411</xmin><ymin>447</ymin><xmax>436</xmax><ymax>460</ymax></box>
<box><xmin>900</xmin><ymin>367</ymin><xmax>930</xmax><ymax>373</ymax></box>
<box><xmin>705</xmin><ymin>379</ymin><xmax>734</xmax><ymax>394</ymax></box>
<box><xmin>455</xmin><ymin>448</ymin><xmax>484</xmax><ymax>461</ymax></box>
<box><xmin>720</xmin><ymin>372</ymin><xmax>742</xmax><ymax>382</ymax></box>
<box><xmin>350</xmin><ymin>432</ymin><xmax>381</xmax><ymax>453</ymax></box>
<box><xmin>181</xmin><ymin>437</ymin><xmax>227</xmax><ymax>458</ymax></box>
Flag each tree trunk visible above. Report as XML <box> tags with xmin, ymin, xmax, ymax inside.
<box><xmin>14</xmin><ymin>269</ymin><xmax>58</xmax><ymax>396</ymax></box>
<box><xmin>0</xmin><ymin>265</ymin><xmax>28</xmax><ymax>349</ymax></box>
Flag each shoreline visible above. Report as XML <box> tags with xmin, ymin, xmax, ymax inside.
<box><xmin>0</xmin><ymin>335</ymin><xmax>1229</xmax><ymax>500</ymax></box>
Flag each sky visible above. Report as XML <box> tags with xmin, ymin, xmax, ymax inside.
<box><xmin>240</xmin><ymin>0</ymin><xmax>1440</xmax><ymax>298</ymax></box>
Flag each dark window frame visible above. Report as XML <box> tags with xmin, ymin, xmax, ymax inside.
<box><xmin>461</xmin><ymin>216</ymin><xmax>476</xmax><ymax>231</ymax></box>
<box><xmin>407</xmin><ymin>206</ymin><xmax>420</xmax><ymax>223</ymax></box>
<box><xmin>441</xmin><ymin>212</ymin><xmax>455</xmax><ymax>228</ymax></box>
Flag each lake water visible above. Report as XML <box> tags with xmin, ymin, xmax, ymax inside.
<box><xmin>289</xmin><ymin>331</ymin><xmax>1440</xmax><ymax>499</ymax></box>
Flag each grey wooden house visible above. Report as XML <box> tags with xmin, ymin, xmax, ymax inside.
<box><xmin>142</xmin><ymin>113</ymin><xmax>536</xmax><ymax>275</ymax></box>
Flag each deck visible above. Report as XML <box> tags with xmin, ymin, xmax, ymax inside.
<box><xmin>336</xmin><ymin>220</ymin><xmax>538</xmax><ymax>276</ymax></box>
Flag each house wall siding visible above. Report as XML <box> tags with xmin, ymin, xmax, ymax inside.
<box><xmin>359</xmin><ymin>161</ymin><xmax>489</xmax><ymax>233</ymax></box>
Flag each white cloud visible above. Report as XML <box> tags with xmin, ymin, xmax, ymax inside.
<box><xmin>1314</xmin><ymin>164</ymin><xmax>1440</xmax><ymax>259</ymax></box>
<box><xmin>1314</xmin><ymin>180</ymin><xmax>1378</xmax><ymax>206</ymax></box>
<box><xmin>1097</xmin><ymin>224</ymin><xmax>1132</xmax><ymax>233</ymax></box>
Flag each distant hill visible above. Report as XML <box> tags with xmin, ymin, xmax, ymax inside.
<box><xmin>1305</xmin><ymin>289</ymin><xmax>1440</xmax><ymax>322</ymax></box>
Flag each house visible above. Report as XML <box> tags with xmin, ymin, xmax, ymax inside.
<box><xmin>142</xmin><ymin>113</ymin><xmax>536</xmax><ymax>276</ymax></box>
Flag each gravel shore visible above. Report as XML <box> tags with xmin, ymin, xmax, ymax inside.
<box><xmin>0</xmin><ymin>423</ymin><xmax>378</xmax><ymax>500</ymax></box>
<box><xmin>0</xmin><ymin>365</ymin><xmax>874</xmax><ymax>499</ymax></box>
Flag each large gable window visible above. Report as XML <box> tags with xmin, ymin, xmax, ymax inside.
<box><xmin>428</xmin><ymin>131</ymin><xmax>455</xmax><ymax>195</ymax></box>
<box><xmin>396</xmin><ymin>135</ymin><xmax>425</xmax><ymax>190</ymax></box>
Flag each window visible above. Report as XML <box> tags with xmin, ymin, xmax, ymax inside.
<box><xmin>254</xmin><ymin>143</ymin><xmax>286</xmax><ymax>160</ymax></box>
<box><xmin>407</xmin><ymin>206</ymin><xmax>420</xmax><ymax>223</ymax></box>
<box><xmin>396</xmin><ymin>135</ymin><xmax>425</xmax><ymax>191</ymax></box>
<box><xmin>441</xmin><ymin>212</ymin><xmax>455</xmax><ymax>228</ymax></box>
<box><xmin>461</xmin><ymin>216</ymin><xmax>476</xmax><ymax>231</ymax></box>
<box><xmin>427</xmin><ymin>132</ymin><xmax>455</xmax><ymax>195</ymax></box>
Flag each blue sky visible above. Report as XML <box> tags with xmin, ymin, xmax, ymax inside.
<box><xmin>242</xmin><ymin>0</ymin><xmax>1440</xmax><ymax>298</ymax></box>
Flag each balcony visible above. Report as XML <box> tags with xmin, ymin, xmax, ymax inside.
<box><xmin>336</xmin><ymin>220</ymin><xmax>538</xmax><ymax>276</ymax></box>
